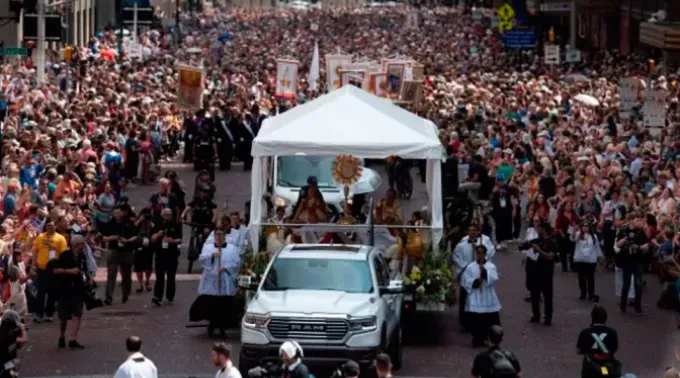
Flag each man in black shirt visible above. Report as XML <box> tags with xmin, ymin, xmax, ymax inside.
<box><xmin>193</xmin><ymin>117</ymin><xmax>218</xmax><ymax>182</ymax></box>
<box><xmin>614</xmin><ymin>212</ymin><xmax>650</xmax><ymax>314</ymax></box>
<box><xmin>103</xmin><ymin>206</ymin><xmax>137</xmax><ymax>305</ymax></box>
<box><xmin>148</xmin><ymin>178</ymin><xmax>181</xmax><ymax>224</ymax></box>
<box><xmin>213</xmin><ymin>108</ymin><xmax>236</xmax><ymax>171</ymax></box>
<box><xmin>151</xmin><ymin>208</ymin><xmax>182</xmax><ymax>306</ymax></box>
<box><xmin>577</xmin><ymin>306</ymin><xmax>620</xmax><ymax>378</ymax></box>
<box><xmin>53</xmin><ymin>235</ymin><xmax>89</xmax><ymax>349</ymax></box>
<box><xmin>471</xmin><ymin>325</ymin><xmax>521</xmax><ymax>378</ymax></box>
<box><xmin>529</xmin><ymin>222</ymin><xmax>557</xmax><ymax>326</ymax></box>
<box><xmin>538</xmin><ymin>167</ymin><xmax>556</xmax><ymax>199</ymax></box>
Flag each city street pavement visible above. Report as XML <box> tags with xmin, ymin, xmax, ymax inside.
<box><xmin>20</xmin><ymin>163</ymin><xmax>680</xmax><ymax>378</ymax></box>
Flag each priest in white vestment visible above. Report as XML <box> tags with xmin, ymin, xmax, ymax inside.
<box><xmin>453</xmin><ymin>224</ymin><xmax>495</xmax><ymax>330</ymax></box>
<box><xmin>461</xmin><ymin>244</ymin><xmax>502</xmax><ymax>348</ymax></box>
<box><xmin>189</xmin><ymin>229</ymin><xmax>241</xmax><ymax>337</ymax></box>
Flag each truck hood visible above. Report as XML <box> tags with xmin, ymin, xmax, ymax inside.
<box><xmin>248</xmin><ymin>290</ymin><xmax>377</xmax><ymax>317</ymax></box>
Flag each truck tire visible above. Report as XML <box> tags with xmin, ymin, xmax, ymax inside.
<box><xmin>388</xmin><ymin>323</ymin><xmax>403</xmax><ymax>370</ymax></box>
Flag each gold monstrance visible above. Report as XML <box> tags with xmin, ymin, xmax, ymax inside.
<box><xmin>332</xmin><ymin>154</ymin><xmax>363</xmax><ymax>202</ymax></box>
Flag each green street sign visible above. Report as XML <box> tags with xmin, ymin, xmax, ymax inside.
<box><xmin>0</xmin><ymin>48</ymin><xmax>28</xmax><ymax>56</ymax></box>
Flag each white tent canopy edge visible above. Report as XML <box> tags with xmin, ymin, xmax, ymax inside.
<box><xmin>247</xmin><ymin>85</ymin><xmax>445</xmax><ymax>254</ymax></box>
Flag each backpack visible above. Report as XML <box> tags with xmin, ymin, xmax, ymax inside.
<box><xmin>487</xmin><ymin>349</ymin><xmax>518</xmax><ymax>378</ymax></box>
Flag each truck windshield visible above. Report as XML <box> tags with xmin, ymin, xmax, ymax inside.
<box><xmin>277</xmin><ymin>156</ymin><xmax>336</xmax><ymax>188</ymax></box>
<box><xmin>262</xmin><ymin>258</ymin><xmax>373</xmax><ymax>294</ymax></box>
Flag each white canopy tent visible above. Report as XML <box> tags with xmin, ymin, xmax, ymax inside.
<box><xmin>248</xmin><ymin>85</ymin><xmax>445</xmax><ymax>253</ymax></box>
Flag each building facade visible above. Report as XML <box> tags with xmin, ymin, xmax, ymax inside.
<box><xmin>0</xmin><ymin>0</ymin><xmax>99</xmax><ymax>49</ymax></box>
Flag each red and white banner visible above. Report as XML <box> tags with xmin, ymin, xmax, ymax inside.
<box><xmin>275</xmin><ymin>59</ymin><xmax>299</xmax><ymax>99</ymax></box>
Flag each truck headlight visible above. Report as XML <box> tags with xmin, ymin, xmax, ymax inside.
<box><xmin>348</xmin><ymin>316</ymin><xmax>377</xmax><ymax>332</ymax></box>
<box><xmin>243</xmin><ymin>313</ymin><xmax>270</xmax><ymax>329</ymax></box>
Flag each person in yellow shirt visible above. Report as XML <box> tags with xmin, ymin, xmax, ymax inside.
<box><xmin>32</xmin><ymin>219</ymin><xmax>68</xmax><ymax>322</ymax></box>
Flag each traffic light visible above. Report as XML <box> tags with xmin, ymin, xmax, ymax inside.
<box><xmin>9</xmin><ymin>0</ymin><xmax>23</xmax><ymax>21</ymax></box>
<box><xmin>24</xmin><ymin>0</ymin><xmax>38</xmax><ymax>13</ymax></box>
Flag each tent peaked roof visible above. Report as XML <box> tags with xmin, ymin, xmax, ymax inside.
<box><xmin>252</xmin><ymin>85</ymin><xmax>443</xmax><ymax>159</ymax></box>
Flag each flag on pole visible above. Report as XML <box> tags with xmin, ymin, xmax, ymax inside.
<box><xmin>308</xmin><ymin>41</ymin><xmax>320</xmax><ymax>91</ymax></box>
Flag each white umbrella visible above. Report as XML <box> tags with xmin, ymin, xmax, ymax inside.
<box><xmin>574</xmin><ymin>94</ymin><xmax>600</xmax><ymax>107</ymax></box>
<box><xmin>350</xmin><ymin>173</ymin><xmax>383</xmax><ymax>195</ymax></box>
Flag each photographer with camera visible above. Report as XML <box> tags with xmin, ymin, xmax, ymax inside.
<box><xmin>614</xmin><ymin>211</ymin><xmax>650</xmax><ymax>315</ymax></box>
<box><xmin>279</xmin><ymin>340</ymin><xmax>310</xmax><ymax>378</ymax></box>
<box><xmin>0</xmin><ymin>310</ymin><xmax>27</xmax><ymax>378</ymax></box>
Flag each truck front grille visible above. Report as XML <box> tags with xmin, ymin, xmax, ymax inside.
<box><xmin>268</xmin><ymin>317</ymin><xmax>348</xmax><ymax>341</ymax></box>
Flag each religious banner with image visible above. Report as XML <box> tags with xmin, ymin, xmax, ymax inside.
<box><xmin>326</xmin><ymin>54</ymin><xmax>353</xmax><ymax>91</ymax></box>
<box><xmin>341</xmin><ymin>70</ymin><xmax>366</xmax><ymax>89</ymax></box>
<box><xmin>643</xmin><ymin>90</ymin><xmax>667</xmax><ymax>128</ymax></box>
<box><xmin>368</xmin><ymin>73</ymin><xmax>388</xmax><ymax>98</ymax></box>
<box><xmin>619</xmin><ymin>77</ymin><xmax>640</xmax><ymax>117</ymax></box>
<box><xmin>386</xmin><ymin>62</ymin><xmax>406</xmax><ymax>99</ymax></box>
<box><xmin>177</xmin><ymin>64</ymin><xmax>204</xmax><ymax>110</ymax></box>
<box><xmin>400</xmin><ymin>80</ymin><xmax>423</xmax><ymax>105</ymax></box>
<box><xmin>411</xmin><ymin>63</ymin><xmax>425</xmax><ymax>80</ymax></box>
<box><xmin>275</xmin><ymin>59</ymin><xmax>299</xmax><ymax>99</ymax></box>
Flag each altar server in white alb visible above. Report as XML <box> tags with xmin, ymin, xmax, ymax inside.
<box><xmin>228</xmin><ymin>212</ymin><xmax>248</xmax><ymax>255</ymax></box>
<box><xmin>453</xmin><ymin>224</ymin><xmax>496</xmax><ymax>330</ymax></box>
<box><xmin>461</xmin><ymin>244</ymin><xmax>502</xmax><ymax>348</ymax></box>
<box><xmin>189</xmin><ymin>229</ymin><xmax>242</xmax><ymax>337</ymax></box>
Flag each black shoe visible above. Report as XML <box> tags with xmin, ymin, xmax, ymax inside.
<box><xmin>589</xmin><ymin>295</ymin><xmax>600</xmax><ymax>303</ymax></box>
<box><xmin>543</xmin><ymin>319</ymin><xmax>552</xmax><ymax>326</ymax></box>
<box><xmin>529</xmin><ymin>316</ymin><xmax>540</xmax><ymax>323</ymax></box>
<box><xmin>136</xmin><ymin>288</ymin><xmax>144</xmax><ymax>293</ymax></box>
<box><xmin>579</xmin><ymin>294</ymin><xmax>587</xmax><ymax>300</ymax></box>
<box><xmin>152</xmin><ymin>297</ymin><xmax>162</xmax><ymax>306</ymax></box>
<box><xmin>68</xmin><ymin>340</ymin><xmax>85</xmax><ymax>350</ymax></box>
<box><xmin>104</xmin><ymin>297</ymin><xmax>113</xmax><ymax>306</ymax></box>
<box><xmin>122</xmin><ymin>296</ymin><xmax>129</xmax><ymax>304</ymax></box>
<box><xmin>523</xmin><ymin>296</ymin><xmax>531</xmax><ymax>302</ymax></box>
<box><xmin>58</xmin><ymin>337</ymin><xmax>66</xmax><ymax>348</ymax></box>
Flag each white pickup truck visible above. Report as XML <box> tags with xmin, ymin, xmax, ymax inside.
<box><xmin>238</xmin><ymin>244</ymin><xmax>403</xmax><ymax>375</ymax></box>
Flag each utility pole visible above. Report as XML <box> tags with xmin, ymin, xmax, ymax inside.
<box><xmin>118</xmin><ymin>0</ymin><xmax>125</xmax><ymax>55</ymax></box>
<box><xmin>37</xmin><ymin>0</ymin><xmax>46</xmax><ymax>84</ymax></box>
<box><xmin>569</xmin><ymin>0</ymin><xmax>576</xmax><ymax>50</ymax></box>
<box><xmin>175</xmin><ymin>0</ymin><xmax>181</xmax><ymax>45</ymax></box>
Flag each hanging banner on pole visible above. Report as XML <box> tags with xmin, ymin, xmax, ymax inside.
<box><xmin>643</xmin><ymin>90</ymin><xmax>667</xmax><ymax>128</ymax></box>
<box><xmin>177</xmin><ymin>64</ymin><xmax>204</xmax><ymax>110</ymax></box>
<box><xmin>340</xmin><ymin>69</ymin><xmax>366</xmax><ymax>90</ymax></box>
<box><xmin>368</xmin><ymin>73</ymin><xmax>388</xmax><ymax>98</ymax></box>
<box><xmin>275</xmin><ymin>59</ymin><xmax>299</xmax><ymax>99</ymax></box>
<box><xmin>325</xmin><ymin>54</ymin><xmax>352</xmax><ymax>91</ymax></box>
<box><xmin>619</xmin><ymin>77</ymin><xmax>640</xmax><ymax>117</ymax></box>
<box><xmin>385</xmin><ymin>61</ymin><xmax>407</xmax><ymax>99</ymax></box>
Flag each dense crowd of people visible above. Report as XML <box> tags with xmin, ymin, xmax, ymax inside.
<box><xmin>0</xmin><ymin>1</ymin><xmax>679</xmax><ymax>377</ymax></box>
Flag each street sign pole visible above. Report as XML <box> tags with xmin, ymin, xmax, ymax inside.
<box><xmin>133</xmin><ymin>2</ymin><xmax>138</xmax><ymax>44</ymax></box>
<box><xmin>569</xmin><ymin>0</ymin><xmax>576</xmax><ymax>49</ymax></box>
<box><xmin>37</xmin><ymin>0</ymin><xmax>46</xmax><ymax>84</ymax></box>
